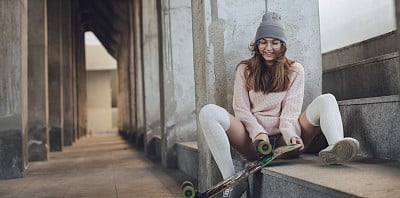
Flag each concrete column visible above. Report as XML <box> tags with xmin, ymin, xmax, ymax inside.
<box><xmin>76</xmin><ymin>26</ymin><xmax>87</xmax><ymax>138</ymax></box>
<box><xmin>133</xmin><ymin>0</ymin><xmax>146</xmax><ymax>147</ymax></box>
<box><xmin>47</xmin><ymin>0</ymin><xmax>64</xmax><ymax>152</ymax></box>
<box><xmin>159</xmin><ymin>0</ymin><xmax>197</xmax><ymax>168</ymax></box>
<box><xmin>27</xmin><ymin>0</ymin><xmax>49</xmax><ymax>161</ymax></box>
<box><xmin>71</xmin><ymin>0</ymin><xmax>79</xmax><ymax>142</ymax></box>
<box><xmin>142</xmin><ymin>0</ymin><xmax>162</xmax><ymax>153</ymax></box>
<box><xmin>191</xmin><ymin>0</ymin><xmax>265</xmax><ymax>191</ymax></box>
<box><xmin>61</xmin><ymin>0</ymin><xmax>74</xmax><ymax>146</ymax></box>
<box><xmin>128</xmin><ymin>0</ymin><xmax>137</xmax><ymax>141</ymax></box>
<box><xmin>396</xmin><ymin>0</ymin><xmax>400</xmax><ymax>86</ymax></box>
<box><xmin>0</xmin><ymin>0</ymin><xmax>28</xmax><ymax>179</ymax></box>
<box><xmin>117</xmin><ymin>29</ymin><xmax>131</xmax><ymax>137</ymax></box>
<box><xmin>267</xmin><ymin>0</ymin><xmax>322</xmax><ymax>106</ymax></box>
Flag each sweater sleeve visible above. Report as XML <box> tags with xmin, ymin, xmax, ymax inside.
<box><xmin>279</xmin><ymin>63</ymin><xmax>305</xmax><ymax>145</ymax></box>
<box><xmin>233</xmin><ymin>64</ymin><xmax>266</xmax><ymax>141</ymax></box>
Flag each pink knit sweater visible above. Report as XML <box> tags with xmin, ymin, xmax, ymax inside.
<box><xmin>232</xmin><ymin>62</ymin><xmax>304</xmax><ymax>144</ymax></box>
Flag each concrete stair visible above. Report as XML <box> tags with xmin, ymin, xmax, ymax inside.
<box><xmin>175</xmin><ymin>95</ymin><xmax>400</xmax><ymax>197</ymax></box>
<box><xmin>339</xmin><ymin>95</ymin><xmax>400</xmax><ymax>160</ymax></box>
<box><xmin>176</xmin><ymin>142</ymin><xmax>400</xmax><ymax>198</ymax></box>
<box><xmin>249</xmin><ymin>155</ymin><xmax>400</xmax><ymax>198</ymax></box>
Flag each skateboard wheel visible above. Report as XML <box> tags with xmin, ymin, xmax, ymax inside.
<box><xmin>181</xmin><ymin>181</ymin><xmax>195</xmax><ymax>198</ymax></box>
<box><xmin>256</xmin><ymin>141</ymin><xmax>272</xmax><ymax>155</ymax></box>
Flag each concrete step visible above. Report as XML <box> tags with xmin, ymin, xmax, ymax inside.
<box><xmin>323</xmin><ymin>52</ymin><xmax>399</xmax><ymax>100</ymax></box>
<box><xmin>322</xmin><ymin>31</ymin><xmax>397</xmax><ymax>71</ymax></box>
<box><xmin>176</xmin><ymin>142</ymin><xmax>400</xmax><ymax>198</ymax></box>
<box><xmin>339</xmin><ymin>95</ymin><xmax>400</xmax><ymax>160</ymax></box>
<box><xmin>176</xmin><ymin>141</ymin><xmax>199</xmax><ymax>179</ymax></box>
<box><xmin>249</xmin><ymin>155</ymin><xmax>400</xmax><ymax>198</ymax></box>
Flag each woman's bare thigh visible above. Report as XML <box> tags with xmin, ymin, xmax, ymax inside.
<box><xmin>226</xmin><ymin>114</ymin><xmax>258</xmax><ymax>160</ymax></box>
<box><xmin>299</xmin><ymin>112</ymin><xmax>320</xmax><ymax>149</ymax></box>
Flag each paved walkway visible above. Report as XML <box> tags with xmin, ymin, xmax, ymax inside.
<box><xmin>0</xmin><ymin>134</ymin><xmax>187</xmax><ymax>198</ymax></box>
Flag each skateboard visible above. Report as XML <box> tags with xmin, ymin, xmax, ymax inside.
<box><xmin>181</xmin><ymin>142</ymin><xmax>301</xmax><ymax>198</ymax></box>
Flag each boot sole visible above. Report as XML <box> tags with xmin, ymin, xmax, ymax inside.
<box><xmin>319</xmin><ymin>138</ymin><xmax>358</xmax><ymax>165</ymax></box>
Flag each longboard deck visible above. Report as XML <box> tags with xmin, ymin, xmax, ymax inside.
<box><xmin>181</xmin><ymin>144</ymin><xmax>301</xmax><ymax>198</ymax></box>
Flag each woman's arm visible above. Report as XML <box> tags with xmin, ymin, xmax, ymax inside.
<box><xmin>279</xmin><ymin>63</ymin><xmax>305</xmax><ymax>145</ymax></box>
<box><xmin>233</xmin><ymin>64</ymin><xmax>267</xmax><ymax>142</ymax></box>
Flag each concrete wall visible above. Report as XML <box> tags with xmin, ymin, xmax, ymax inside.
<box><xmin>191</xmin><ymin>0</ymin><xmax>267</xmax><ymax>191</ymax></box>
<box><xmin>267</xmin><ymin>0</ymin><xmax>322</xmax><ymax>108</ymax></box>
<box><xmin>159</xmin><ymin>0</ymin><xmax>197</xmax><ymax>167</ymax></box>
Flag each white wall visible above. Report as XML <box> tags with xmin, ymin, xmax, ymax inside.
<box><xmin>85</xmin><ymin>32</ymin><xmax>118</xmax><ymax>134</ymax></box>
<box><xmin>319</xmin><ymin>0</ymin><xmax>396</xmax><ymax>52</ymax></box>
<box><xmin>86</xmin><ymin>71</ymin><xmax>114</xmax><ymax>133</ymax></box>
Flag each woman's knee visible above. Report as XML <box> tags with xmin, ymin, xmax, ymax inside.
<box><xmin>199</xmin><ymin>104</ymin><xmax>230</xmax><ymax>130</ymax></box>
<box><xmin>318</xmin><ymin>93</ymin><xmax>337</xmax><ymax>105</ymax></box>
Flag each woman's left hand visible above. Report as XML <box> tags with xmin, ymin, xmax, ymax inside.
<box><xmin>290</xmin><ymin>136</ymin><xmax>304</xmax><ymax>151</ymax></box>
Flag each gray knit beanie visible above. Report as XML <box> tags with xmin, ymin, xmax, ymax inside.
<box><xmin>255</xmin><ymin>12</ymin><xmax>287</xmax><ymax>43</ymax></box>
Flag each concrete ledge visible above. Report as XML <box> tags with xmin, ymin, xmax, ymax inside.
<box><xmin>250</xmin><ymin>155</ymin><xmax>400</xmax><ymax>198</ymax></box>
<box><xmin>0</xmin><ymin>130</ymin><xmax>24</xmax><ymax>179</ymax></box>
<box><xmin>147</xmin><ymin>135</ymin><xmax>161</xmax><ymax>160</ymax></box>
<box><xmin>49</xmin><ymin>127</ymin><xmax>62</xmax><ymax>152</ymax></box>
<box><xmin>28</xmin><ymin>124</ymin><xmax>48</xmax><ymax>161</ymax></box>
<box><xmin>338</xmin><ymin>95</ymin><xmax>400</xmax><ymax>160</ymax></box>
<box><xmin>176</xmin><ymin>141</ymin><xmax>198</xmax><ymax>179</ymax></box>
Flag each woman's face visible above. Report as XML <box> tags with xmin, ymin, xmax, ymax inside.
<box><xmin>257</xmin><ymin>38</ymin><xmax>283</xmax><ymax>63</ymax></box>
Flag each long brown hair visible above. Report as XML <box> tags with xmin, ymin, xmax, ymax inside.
<box><xmin>238</xmin><ymin>41</ymin><xmax>294</xmax><ymax>93</ymax></box>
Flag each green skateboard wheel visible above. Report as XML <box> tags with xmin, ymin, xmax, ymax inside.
<box><xmin>256</xmin><ymin>141</ymin><xmax>272</xmax><ymax>155</ymax></box>
<box><xmin>181</xmin><ymin>181</ymin><xmax>195</xmax><ymax>198</ymax></box>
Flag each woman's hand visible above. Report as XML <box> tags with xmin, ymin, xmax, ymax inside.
<box><xmin>290</xmin><ymin>136</ymin><xmax>304</xmax><ymax>151</ymax></box>
<box><xmin>254</xmin><ymin>133</ymin><xmax>270</xmax><ymax>144</ymax></box>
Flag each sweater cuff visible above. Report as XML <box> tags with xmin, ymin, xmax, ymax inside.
<box><xmin>281</xmin><ymin>128</ymin><xmax>299</xmax><ymax>145</ymax></box>
<box><xmin>248</xmin><ymin>124</ymin><xmax>267</xmax><ymax>142</ymax></box>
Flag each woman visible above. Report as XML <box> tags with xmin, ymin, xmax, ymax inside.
<box><xmin>199</xmin><ymin>12</ymin><xmax>359</xmax><ymax>198</ymax></box>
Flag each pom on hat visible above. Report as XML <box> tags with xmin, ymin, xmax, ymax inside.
<box><xmin>255</xmin><ymin>12</ymin><xmax>287</xmax><ymax>43</ymax></box>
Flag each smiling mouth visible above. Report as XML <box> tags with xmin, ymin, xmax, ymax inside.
<box><xmin>263</xmin><ymin>52</ymin><xmax>274</xmax><ymax>56</ymax></box>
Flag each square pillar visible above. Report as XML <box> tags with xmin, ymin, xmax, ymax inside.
<box><xmin>159</xmin><ymin>0</ymin><xmax>197</xmax><ymax>168</ymax></box>
<box><xmin>0</xmin><ymin>0</ymin><xmax>28</xmax><ymax>179</ymax></box>
<box><xmin>47</xmin><ymin>0</ymin><xmax>64</xmax><ymax>151</ymax></box>
<box><xmin>132</xmin><ymin>0</ymin><xmax>146</xmax><ymax>147</ymax></box>
<box><xmin>61</xmin><ymin>0</ymin><xmax>74</xmax><ymax>146</ymax></box>
<box><xmin>142</xmin><ymin>0</ymin><xmax>162</xmax><ymax>153</ymax></box>
<box><xmin>28</xmin><ymin>0</ymin><xmax>49</xmax><ymax>161</ymax></box>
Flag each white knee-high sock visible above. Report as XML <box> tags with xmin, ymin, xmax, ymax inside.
<box><xmin>305</xmin><ymin>94</ymin><xmax>344</xmax><ymax>145</ymax></box>
<box><xmin>199</xmin><ymin>104</ymin><xmax>235</xmax><ymax>179</ymax></box>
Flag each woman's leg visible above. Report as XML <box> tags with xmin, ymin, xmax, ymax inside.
<box><xmin>199</xmin><ymin>104</ymin><xmax>259</xmax><ymax>178</ymax></box>
<box><xmin>198</xmin><ymin>104</ymin><xmax>235</xmax><ymax>179</ymax></box>
<box><xmin>199</xmin><ymin>104</ymin><xmax>252</xmax><ymax>197</ymax></box>
<box><xmin>226</xmin><ymin>114</ymin><xmax>259</xmax><ymax>160</ymax></box>
<box><xmin>300</xmin><ymin>94</ymin><xmax>359</xmax><ymax>164</ymax></box>
<box><xmin>303</xmin><ymin>94</ymin><xmax>344</xmax><ymax>145</ymax></box>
